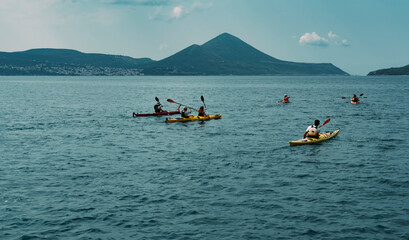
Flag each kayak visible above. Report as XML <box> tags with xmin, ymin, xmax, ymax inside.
<box><xmin>133</xmin><ymin>111</ymin><xmax>179</xmax><ymax>117</ymax></box>
<box><xmin>351</xmin><ymin>97</ymin><xmax>360</xmax><ymax>104</ymax></box>
<box><xmin>289</xmin><ymin>129</ymin><xmax>340</xmax><ymax>146</ymax></box>
<box><xmin>166</xmin><ymin>114</ymin><xmax>222</xmax><ymax>123</ymax></box>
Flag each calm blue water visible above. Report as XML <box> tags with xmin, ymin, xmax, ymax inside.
<box><xmin>1</xmin><ymin>76</ymin><xmax>408</xmax><ymax>240</ymax></box>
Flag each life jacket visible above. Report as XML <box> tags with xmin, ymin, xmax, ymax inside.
<box><xmin>154</xmin><ymin>103</ymin><xmax>161</xmax><ymax>113</ymax></box>
<box><xmin>308</xmin><ymin>125</ymin><xmax>319</xmax><ymax>138</ymax></box>
<box><xmin>198</xmin><ymin>109</ymin><xmax>206</xmax><ymax>116</ymax></box>
<box><xmin>283</xmin><ymin>97</ymin><xmax>290</xmax><ymax>103</ymax></box>
<box><xmin>181</xmin><ymin>110</ymin><xmax>189</xmax><ymax>118</ymax></box>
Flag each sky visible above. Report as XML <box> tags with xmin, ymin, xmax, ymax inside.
<box><xmin>0</xmin><ymin>0</ymin><xmax>408</xmax><ymax>75</ymax></box>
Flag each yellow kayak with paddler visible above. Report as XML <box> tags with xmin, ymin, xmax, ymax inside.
<box><xmin>166</xmin><ymin>114</ymin><xmax>222</xmax><ymax>123</ymax></box>
<box><xmin>289</xmin><ymin>129</ymin><xmax>340</xmax><ymax>146</ymax></box>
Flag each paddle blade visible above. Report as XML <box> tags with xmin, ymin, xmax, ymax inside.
<box><xmin>341</xmin><ymin>97</ymin><xmax>347</xmax><ymax>99</ymax></box>
<box><xmin>201</xmin><ymin>96</ymin><xmax>204</xmax><ymax>102</ymax></box>
<box><xmin>277</xmin><ymin>101</ymin><xmax>281</xmax><ymax>103</ymax></box>
<box><xmin>360</xmin><ymin>93</ymin><xmax>364</xmax><ymax>96</ymax></box>
<box><xmin>167</xmin><ymin>99</ymin><xmax>175</xmax><ymax>103</ymax></box>
<box><xmin>320</xmin><ymin>118</ymin><xmax>331</xmax><ymax>127</ymax></box>
<box><xmin>155</xmin><ymin>97</ymin><xmax>159</xmax><ymax>102</ymax></box>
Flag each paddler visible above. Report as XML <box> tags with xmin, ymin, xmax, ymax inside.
<box><xmin>351</xmin><ymin>94</ymin><xmax>360</xmax><ymax>104</ymax></box>
<box><xmin>283</xmin><ymin>94</ymin><xmax>290</xmax><ymax>103</ymax></box>
<box><xmin>198</xmin><ymin>106</ymin><xmax>207</xmax><ymax>117</ymax></box>
<box><xmin>303</xmin><ymin>120</ymin><xmax>320</xmax><ymax>139</ymax></box>
<box><xmin>178</xmin><ymin>104</ymin><xmax>191</xmax><ymax>118</ymax></box>
<box><xmin>154</xmin><ymin>98</ymin><xmax>163</xmax><ymax>113</ymax></box>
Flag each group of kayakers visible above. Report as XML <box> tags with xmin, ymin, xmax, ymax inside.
<box><xmin>154</xmin><ymin>97</ymin><xmax>207</xmax><ymax>118</ymax></box>
<box><xmin>277</xmin><ymin>93</ymin><xmax>363</xmax><ymax>139</ymax></box>
<box><xmin>279</xmin><ymin>94</ymin><xmax>361</xmax><ymax>104</ymax></box>
<box><xmin>145</xmin><ymin>93</ymin><xmax>360</xmax><ymax>142</ymax></box>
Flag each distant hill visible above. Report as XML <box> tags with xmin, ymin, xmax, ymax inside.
<box><xmin>0</xmin><ymin>33</ymin><xmax>348</xmax><ymax>76</ymax></box>
<box><xmin>368</xmin><ymin>64</ymin><xmax>409</xmax><ymax>76</ymax></box>
<box><xmin>142</xmin><ymin>33</ymin><xmax>348</xmax><ymax>76</ymax></box>
<box><xmin>0</xmin><ymin>49</ymin><xmax>153</xmax><ymax>75</ymax></box>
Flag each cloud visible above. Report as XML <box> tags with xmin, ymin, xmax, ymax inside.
<box><xmin>328</xmin><ymin>31</ymin><xmax>338</xmax><ymax>39</ymax></box>
<box><xmin>299</xmin><ymin>31</ymin><xmax>350</xmax><ymax>47</ymax></box>
<box><xmin>340</xmin><ymin>39</ymin><xmax>350</xmax><ymax>47</ymax></box>
<box><xmin>171</xmin><ymin>5</ymin><xmax>183</xmax><ymax>18</ymax></box>
<box><xmin>149</xmin><ymin>0</ymin><xmax>212</xmax><ymax>21</ymax></box>
<box><xmin>299</xmin><ymin>32</ymin><xmax>329</xmax><ymax>47</ymax></box>
<box><xmin>328</xmin><ymin>31</ymin><xmax>350</xmax><ymax>47</ymax></box>
<box><xmin>159</xmin><ymin>44</ymin><xmax>169</xmax><ymax>50</ymax></box>
<box><xmin>107</xmin><ymin>0</ymin><xmax>170</xmax><ymax>6</ymax></box>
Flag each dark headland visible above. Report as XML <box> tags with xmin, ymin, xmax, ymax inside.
<box><xmin>368</xmin><ymin>64</ymin><xmax>409</xmax><ymax>76</ymax></box>
<box><xmin>0</xmin><ymin>33</ymin><xmax>348</xmax><ymax>76</ymax></box>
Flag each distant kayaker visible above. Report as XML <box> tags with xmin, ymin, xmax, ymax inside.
<box><xmin>351</xmin><ymin>94</ymin><xmax>359</xmax><ymax>104</ymax></box>
<box><xmin>304</xmin><ymin>120</ymin><xmax>320</xmax><ymax>139</ymax></box>
<box><xmin>154</xmin><ymin>101</ymin><xmax>163</xmax><ymax>113</ymax></box>
<box><xmin>198</xmin><ymin>106</ymin><xmax>207</xmax><ymax>117</ymax></box>
<box><xmin>178</xmin><ymin>104</ymin><xmax>191</xmax><ymax>118</ymax></box>
<box><xmin>283</xmin><ymin>94</ymin><xmax>290</xmax><ymax>103</ymax></box>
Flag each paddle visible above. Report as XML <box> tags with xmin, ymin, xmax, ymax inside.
<box><xmin>201</xmin><ymin>95</ymin><xmax>207</xmax><ymax>109</ymax></box>
<box><xmin>319</xmin><ymin>118</ymin><xmax>331</xmax><ymax>128</ymax></box>
<box><xmin>342</xmin><ymin>93</ymin><xmax>364</xmax><ymax>99</ymax></box>
<box><xmin>167</xmin><ymin>99</ymin><xmax>199</xmax><ymax>111</ymax></box>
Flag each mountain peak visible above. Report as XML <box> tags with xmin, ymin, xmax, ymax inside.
<box><xmin>213</xmin><ymin>32</ymin><xmax>239</xmax><ymax>40</ymax></box>
<box><xmin>202</xmin><ymin>32</ymin><xmax>245</xmax><ymax>47</ymax></box>
<box><xmin>143</xmin><ymin>32</ymin><xmax>348</xmax><ymax>76</ymax></box>
<box><xmin>201</xmin><ymin>32</ymin><xmax>279</xmax><ymax>63</ymax></box>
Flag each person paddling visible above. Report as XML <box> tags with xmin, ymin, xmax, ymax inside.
<box><xmin>154</xmin><ymin>97</ymin><xmax>163</xmax><ymax>113</ymax></box>
<box><xmin>283</xmin><ymin>94</ymin><xmax>290</xmax><ymax>103</ymax></box>
<box><xmin>197</xmin><ymin>106</ymin><xmax>207</xmax><ymax>117</ymax></box>
<box><xmin>178</xmin><ymin>104</ymin><xmax>191</xmax><ymax>118</ymax></box>
<box><xmin>304</xmin><ymin>120</ymin><xmax>320</xmax><ymax>139</ymax></box>
<box><xmin>351</xmin><ymin>94</ymin><xmax>360</xmax><ymax>104</ymax></box>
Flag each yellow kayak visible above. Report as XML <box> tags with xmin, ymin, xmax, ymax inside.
<box><xmin>289</xmin><ymin>129</ymin><xmax>340</xmax><ymax>146</ymax></box>
<box><xmin>166</xmin><ymin>114</ymin><xmax>222</xmax><ymax>123</ymax></box>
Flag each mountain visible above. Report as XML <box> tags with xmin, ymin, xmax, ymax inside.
<box><xmin>368</xmin><ymin>64</ymin><xmax>409</xmax><ymax>76</ymax></box>
<box><xmin>142</xmin><ymin>33</ymin><xmax>348</xmax><ymax>76</ymax></box>
<box><xmin>0</xmin><ymin>49</ymin><xmax>153</xmax><ymax>75</ymax></box>
<box><xmin>0</xmin><ymin>33</ymin><xmax>348</xmax><ymax>76</ymax></box>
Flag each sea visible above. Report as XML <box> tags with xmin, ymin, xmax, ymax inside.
<box><xmin>1</xmin><ymin>76</ymin><xmax>408</xmax><ymax>240</ymax></box>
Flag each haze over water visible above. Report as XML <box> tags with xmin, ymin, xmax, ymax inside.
<box><xmin>1</xmin><ymin>76</ymin><xmax>408</xmax><ymax>239</ymax></box>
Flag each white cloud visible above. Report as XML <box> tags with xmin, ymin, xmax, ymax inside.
<box><xmin>171</xmin><ymin>6</ymin><xmax>183</xmax><ymax>18</ymax></box>
<box><xmin>159</xmin><ymin>44</ymin><xmax>169</xmax><ymax>50</ymax></box>
<box><xmin>149</xmin><ymin>0</ymin><xmax>212</xmax><ymax>21</ymax></box>
<box><xmin>299</xmin><ymin>32</ymin><xmax>329</xmax><ymax>47</ymax></box>
<box><xmin>107</xmin><ymin>0</ymin><xmax>170</xmax><ymax>6</ymax></box>
<box><xmin>340</xmin><ymin>39</ymin><xmax>350</xmax><ymax>47</ymax></box>
<box><xmin>328</xmin><ymin>31</ymin><xmax>338</xmax><ymax>39</ymax></box>
<box><xmin>299</xmin><ymin>31</ymin><xmax>350</xmax><ymax>47</ymax></box>
<box><xmin>328</xmin><ymin>31</ymin><xmax>351</xmax><ymax>47</ymax></box>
